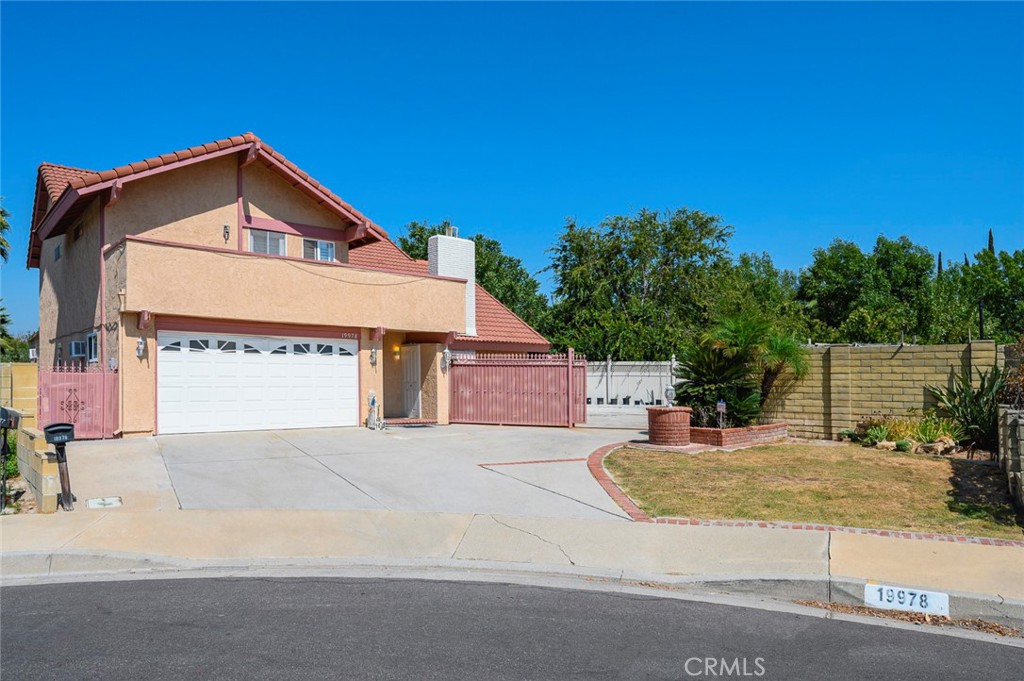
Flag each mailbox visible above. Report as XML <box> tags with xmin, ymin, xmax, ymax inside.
<box><xmin>0</xmin><ymin>407</ymin><xmax>20</xmax><ymax>431</ymax></box>
<box><xmin>43</xmin><ymin>423</ymin><xmax>76</xmax><ymax>511</ymax></box>
<box><xmin>44</xmin><ymin>423</ymin><xmax>75</xmax><ymax>445</ymax></box>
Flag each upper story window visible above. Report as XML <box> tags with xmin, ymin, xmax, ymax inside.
<box><xmin>54</xmin><ymin>243</ymin><xmax>62</xmax><ymax>261</ymax></box>
<box><xmin>249</xmin><ymin>229</ymin><xmax>286</xmax><ymax>256</ymax></box>
<box><xmin>303</xmin><ymin>239</ymin><xmax>335</xmax><ymax>262</ymax></box>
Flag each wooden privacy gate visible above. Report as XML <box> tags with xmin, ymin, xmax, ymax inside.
<box><xmin>449</xmin><ymin>351</ymin><xmax>587</xmax><ymax>427</ymax></box>
<box><xmin>38</xmin><ymin>367</ymin><xmax>119</xmax><ymax>439</ymax></box>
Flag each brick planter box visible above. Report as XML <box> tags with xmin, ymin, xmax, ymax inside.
<box><xmin>690</xmin><ymin>422</ymin><xmax>788</xmax><ymax>448</ymax></box>
<box><xmin>647</xmin><ymin>406</ymin><xmax>692</xmax><ymax>446</ymax></box>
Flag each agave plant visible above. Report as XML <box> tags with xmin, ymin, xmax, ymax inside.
<box><xmin>927</xmin><ymin>365</ymin><xmax>1005</xmax><ymax>451</ymax></box>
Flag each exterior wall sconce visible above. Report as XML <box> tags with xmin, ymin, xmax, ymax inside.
<box><xmin>136</xmin><ymin>336</ymin><xmax>146</xmax><ymax>358</ymax></box>
<box><xmin>392</xmin><ymin>344</ymin><xmax>401</xmax><ymax>360</ymax></box>
<box><xmin>441</xmin><ymin>348</ymin><xmax>452</xmax><ymax>370</ymax></box>
<box><xmin>223</xmin><ymin>225</ymin><xmax>230</xmax><ymax>243</ymax></box>
<box><xmin>369</xmin><ymin>347</ymin><xmax>378</xmax><ymax>367</ymax></box>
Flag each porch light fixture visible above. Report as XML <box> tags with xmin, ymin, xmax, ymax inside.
<box><xmin>369</xmin><ymin>347</ymin><xmax>378</xmax><ymax>367</ymax></box>
<box><xmin>392</xmin><ymin>344</ymin><xmax>401</xmax><ymax>360</ymax></box>
<box><xmin>441</xmin><ymin>348</ymin><xmax>452</xmax><ymax>370</ymax></box>
<box><xmin>223</xmin><ymin>224</ymin><xmax>230</xmax><ymax>243</ymax></box>
<box><xmin>136</xmin><ymin>337</ymin><xmax>146</xmax><ymax>359</ymax></box>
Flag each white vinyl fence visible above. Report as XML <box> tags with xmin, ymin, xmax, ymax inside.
<box><xmin>586</xmin><ymin>358</ymin><xmax>676</xmax><ymax>407</ymax></box>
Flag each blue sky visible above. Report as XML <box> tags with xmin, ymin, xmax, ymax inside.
<box><xmin>2</xmin><ymin>1</ymin><xmax>1022</xmax><ymax>334</ymax></box>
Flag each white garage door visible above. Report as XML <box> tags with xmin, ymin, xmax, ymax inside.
<box><xmin>157</xmin><ymin>331</ymin><xmax>359</xmax><ymax>434</ymax></box>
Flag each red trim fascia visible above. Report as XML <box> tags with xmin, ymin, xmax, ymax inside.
<box><xmin>36</xmin><ymin>146</ymin><xmax>247</xmax><ymax>244</ymax></box>
<box><xmin>236</xmin><ymin>156</ymin><xmax>244</xmax><ymax>251</ymax></box>
<box><xmin>155</xmin><ymin>315</ymin><xmax>361</xmax><ymax>340</ymax></box>
<box><xmin>244</xmin><ymin>215</ymin><xmax>373</xmax><ymax>244</ymax></box>
<box><xmin>448</xmin><ymin>340</ymin><xmax>552</xmax><ymax>353</ymax></box>
<box><xmin>117</xmin><ymin>234</ymin><xmax>468</xmax><ymax>284</ymax></box>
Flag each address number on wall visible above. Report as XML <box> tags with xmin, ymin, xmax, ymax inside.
<box><xmin>863</xmin><ymin>582</ymin><xmax>949</xmax><ymax>616</ymax></box>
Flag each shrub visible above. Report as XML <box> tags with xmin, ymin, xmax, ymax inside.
<box><xmin>998</xmin><ymin>335</ymin><xmax>1024</xmax><ymax>409</ymax></box>
<box><xmin>914</xmin><ymin>413</ymin><xmax>964</xmax><ymax>444</ymax></box>
<box><xmin>674</xmin><ymin>337</ymin><xmax>761</xmax><ymax>427</ymax></box>
<box><xmin>837</xmin><ymin>428</ymin><xmax>859</xmax><ymax>442</ymax></box>
<box><xmin>3</xmin><ymin>431</ymin><xmax>17</xmax><ymax>480</ymax></box>
<box><xmin>895</xmin><ymin>440</ymin><xmax>912</xmax><ymax>452</ymax></box>
<box><xmin>863</xmin><ymin>425</ymin><xmax>890</xmax><ymax>445</ymax></box>
<box><xmin>927</xmin><ymin>365</ymin><xmax>1005</xmax><ymax>451</ymax></box>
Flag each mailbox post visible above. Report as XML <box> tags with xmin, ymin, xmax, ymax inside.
<box><xmin>44</xmin><ymin>423</ymin><xmax>76</xmax><ymax>512</ymax></box>
<box><xmin>0</xmin><ymin>407</ymin><xmax>20</xmax><ymax>513</ymax></box>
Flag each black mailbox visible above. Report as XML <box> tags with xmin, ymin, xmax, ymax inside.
<box><xmin>44</xmin><ymin>423</ymin><xmax>75</xmax><ymax>445</ymax></box>
<box><xmin>0</xmin><ymin>407</ymin><xmax>19</xmax><ymax>431</ymax></box>
<box><xmin>43</xmin><ymin>423</ymin><xmax>76</xmax><ymax>511</ymax></box>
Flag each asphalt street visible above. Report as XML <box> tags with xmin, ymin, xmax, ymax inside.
<box><xmin>2</xmin><ymin>577</ymin><xmax>1020</xmax><ymax>680</ymax></box>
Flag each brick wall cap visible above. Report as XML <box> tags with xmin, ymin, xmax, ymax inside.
<box><xmin>646</xmin><ymin>406</ymin><xmax>692</xmax><ymax>414</ymax></box>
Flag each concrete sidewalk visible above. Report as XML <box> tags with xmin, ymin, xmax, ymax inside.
<box><xmin>3</xmin><ymin>507</ymin><xmax>1023</xmax><ymax>626</ymax></box>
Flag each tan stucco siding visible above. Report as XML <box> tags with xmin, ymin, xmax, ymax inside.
<box><xmin>119</xmin><ymin>311</ymin><xmax>156</xmax><ymax>437</ymax></box>
<box><xmin>382</xmin><ymin>332</ymin><xmax>407</xmax><ymax>417</ymax></box>
<box><xmin>242</xmin><ymin>162</ymin><xmax>349</xmax><ymax>230</ymax></box>
<box><xmin>359</xmin><ymin>328</ymin><xmax>384</xmax><ymax>426</ymax></box>
<box><xmin>38</xmin><ymin>200</ymin><xmax>102</xmax><ymax>366</ymax></box>
<box><xmin>122</xmin><ymin>240</ymin><xmax>466</xmax><ymax>333</ymax></box>
<box><xmin>105</xmin><ymin>155</ymin><xmax>238</xmax><ymax>249</ymax></box>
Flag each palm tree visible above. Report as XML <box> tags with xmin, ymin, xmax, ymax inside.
<box><xmin>706</xmin><ymin>313</ymin><xmax>809</xmax><ymax>410</ymax></box>
<box><xmin>0</xmin><ymin>203</ymin><xmax>10</xmax><ymax>262</ymax></box>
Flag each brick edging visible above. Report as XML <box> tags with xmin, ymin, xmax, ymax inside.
<box><xmin>586</xmin><ymin>443</ymin><xmax>653</xmax><ymax>522</ymax></box>
<box><xmin>586</xmin><ymin>443</ymin><xmax>1024</xmax><ymax>547</ymax></box>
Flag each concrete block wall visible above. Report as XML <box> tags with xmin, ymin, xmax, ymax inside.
<box><xmin>16</xmin><ymin>427</ymin><xmax>58</xmax><ymax>513</ymax></box>
<box><xmin>1</xmin><ymin>362</ymin><xmax>38</xmax><ymax>430</ymax></box>
<box><xmin>997</xmin><ymin>407</ymin><xmax>1023</xmax><ymax>508</ymax></box>
<box><xmin>768</xmin><ymin>341</ymin><xmax>1000</xmax><ymax>440</ymax></box>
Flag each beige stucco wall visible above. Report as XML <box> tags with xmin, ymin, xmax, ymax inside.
<box><xmin>105</xmin><ymin>155</ymin><xmax>238</xmax><ymax>250</ymax></box>
<box><xmin>243</xmin><ymin>162</ymin><xmax>348</xmax><ymax>230</ymax></box>
<box><xmin>37</xmin><ymin>200</ymin><xmax>102</xmax><ymax>367</ymax></box>
<box><xmin>382</xmin><ymin>332</ymin><xmax>407</xmax><ymax>418</ymax></box>
<box><xmin>121</xmin><ymin>240</ymin><xmax>465</xmax><ymax>333</ymax></box>
<box><xmin>418</xmin><ymin>344</ymin><xmax>449</xmax><ymax>424</ymax></box>
<box><xmin>358</xmin><ymin>328</ymin><xmax>383</xmax><ymax>426</ymax></box>
<box><xmin>119</xmin><ymin>311</ymin><xmax>156</xmax><ymax>437</ymax></box>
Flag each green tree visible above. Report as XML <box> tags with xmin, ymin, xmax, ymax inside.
<box><xmin>708</xmin><ymin>252</ymin><xmax>816</xmax><ymax>340</ymax></box>
<box><xmin>797</xmin><ymin>239</ymin><xmax>870</xmax><ymax>331</ymax></box>
<box><xmin>546</xmin><ymin>208</ymin><xmax>733</xmax><ymax>360</ymax></box>
<box><xmin>967</xmin><ymin>247</ymin><xmax>1024</xmax><ymax>343</ymax></box>
<box><xmin>0</xmin><ymin>201</ymin><xmax>10</xmax><ymax>262</ymax></box>
<box><xmin>397</xmin><ymin>220</ymin><xmax>550</xmax><ymax>332</ymax></box>
<box><xmin>0</xmin><ymin>329</ymin><xmax>31</xmax><ymax>362</ymax></box>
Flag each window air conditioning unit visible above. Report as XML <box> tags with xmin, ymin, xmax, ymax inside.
<box><xmin>69</xmin><ymin>341</ymin><xmax>87</xmax><ymax>358</ymax></box>
<box><xmin>28</xmin><ymin>349</ymin><xmax>38</xmax><ymax>361</ymax></box>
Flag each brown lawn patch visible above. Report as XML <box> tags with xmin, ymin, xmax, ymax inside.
<box><xmin>604</xmin><ymin>443</ymin><xmax>1024</xmax><ymax>540</ymax></box>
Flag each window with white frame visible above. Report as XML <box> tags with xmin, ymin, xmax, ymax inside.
<box><xmin>86</xmin><ymin>332</ymin><xmax>99</xmax><ymax>363</ymax></box>
<box><xmin>54</xmin><ymin>243</ymin><xmax>62</xmax><ymax>261</ymax></box>
<box><xmin>249</xmin><ymin>229</ymin><xmax>286</xmax><ymax>256</ymax></box>
<box><xmin>302</xmin><ymin>238</ymin><xmax>335</xmax><ymax>262</ymax></box>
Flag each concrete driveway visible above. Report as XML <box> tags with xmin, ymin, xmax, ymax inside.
<box><xmin>143</xmin><ymin>425</ymin><xmax>642</xmax><ymax>520</ymax></box>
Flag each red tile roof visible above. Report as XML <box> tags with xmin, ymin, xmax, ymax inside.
<box><xmin>466</xmin><ymin>284</ymin><xmax>550</xmax><ymax>348</ymax></box>
<box><xmin>28</xmin><ymin>132</ymin><xmax>387</xmax><ymax>267</ymax></box>
<box><xmin>27</xmin><ymin>133</ymin><xmax>549</xmax><ymax>349</ymax></box>
<box><xmin>347</xmin><ymin>238</ymin><xmax>548</xmax><ymax>348</ymax></box>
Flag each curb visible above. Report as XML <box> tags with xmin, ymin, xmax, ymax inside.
<box><xmin>5</xmin><ymin>550</ymin><xmax>1024</xmax><ymax>632</ymax></box>
<box><xmin>587</xmin><ymin>442</ymin><xmax>1024</xmax><ymax>547</ymax></box>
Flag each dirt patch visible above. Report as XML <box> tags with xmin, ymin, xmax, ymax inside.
<box><xmin>795</xmin><ymin>600</ymin><xmax>1023</xmax><ymax>639</ymax></box>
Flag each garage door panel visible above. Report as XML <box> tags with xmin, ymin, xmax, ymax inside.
<box><xmin>158</xmin><ymin>332</ymin><xmax>358</xmax><ymax>434</ymax></box>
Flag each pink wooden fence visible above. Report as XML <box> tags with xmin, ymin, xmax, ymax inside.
<box><xmin>449</xmin><ymin>350</ymin><xmax>587</xmax><ymax>427</ymax></box>
<box><xmin>38</xmin><ymin>367</ymin><xmax>119</xmax><ymax>439</ymax></box>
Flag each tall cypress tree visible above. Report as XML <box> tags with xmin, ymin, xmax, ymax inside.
<box><xmin>988</xmin><ymin>229</ymin><xmax>995</xmax><ymax>253</ymax></box>
<box><xmin>937</xmin><ymin>252</ymin><xmax>943</xmax><ymax>275</ymax></box>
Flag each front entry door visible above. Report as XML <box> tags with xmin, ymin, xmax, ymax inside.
<box><xmin>401</xmin><ymin>344</ymin><xmax>421</xmax><ymax>418</ymax></box>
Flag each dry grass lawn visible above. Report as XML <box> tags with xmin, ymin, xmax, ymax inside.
<box><xmin>605</xmin><ymin>443</ymin><xmax>1024</xmax><ymax>540</ymax></box>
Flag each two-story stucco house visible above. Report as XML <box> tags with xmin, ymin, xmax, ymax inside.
<box><xmin>27</xmin><ymin>133</ymin><xmax>549</xmax><ymax>436</ymax></box>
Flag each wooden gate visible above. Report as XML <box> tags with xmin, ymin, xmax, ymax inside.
<box><xmin>449</xmin><ymin>350</ymin><xmax>587</xmax><ymax>427</ymax></box>
<box><xmin>38</xmin><ymin>366</ymin><xmax>119</xmax><ymax>439</ymax></box>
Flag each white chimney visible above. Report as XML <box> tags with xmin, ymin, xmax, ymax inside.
<box><xmin>428</xmin><ymin>230</ymin><xmax>476</xmax><ymax>336</ymax></box>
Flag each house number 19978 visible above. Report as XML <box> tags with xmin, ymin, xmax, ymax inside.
<box><xmin>863</xmin><ymin>582</ymin><xmax>949</xmax><ymax>616</ymax></box>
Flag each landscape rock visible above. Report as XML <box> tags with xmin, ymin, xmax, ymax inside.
<box><xmin>874</xmin><ymin>441</ymin><xmax>897</xmax><ymax>451</ymax></box>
